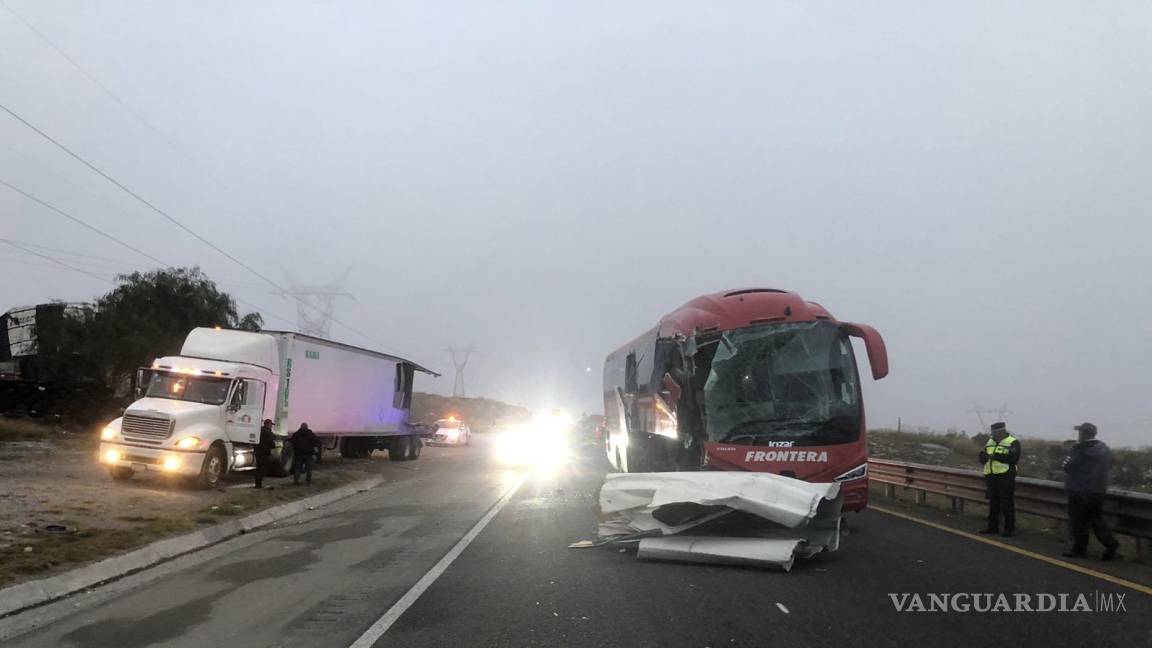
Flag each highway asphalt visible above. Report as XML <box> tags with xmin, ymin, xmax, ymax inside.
<box><xmin>2</xmin><ymin>435</ymin><xmax>1149</xmax><ymax>648</ymax></box>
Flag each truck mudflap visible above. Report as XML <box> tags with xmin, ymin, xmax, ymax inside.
<box><xmin>584</xmin><ymin>471</ymin><xmax>843</xmax><ymax>571</ymax></box>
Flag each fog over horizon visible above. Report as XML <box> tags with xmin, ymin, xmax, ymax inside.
<box><xmin>3</xmin><ymin>1</ymin><xmax>1150</xmax><ymax>446</ymax></box>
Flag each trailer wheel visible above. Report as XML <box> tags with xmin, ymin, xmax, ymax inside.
<box><xmin>339</xmin><ymin>438</ymin><xmax>356</xmax><ymax>459</ymax></box>
<box><xmin>108</xmin><ymin>466</ymin><xmax>134</xmax><ymax>481</ymax></box>
<box><xmin>406</xmin><ymin>436</ymin><xmax>421</xmax><ymax>460</ymax></box>
<box><xmin>390</xmin><ymin>435</ymin><xmax>410</xmax><ymax>462</ymax></box>
<box><xmin>196</xmin><ymin>445</ymin><xmax>227</xmax><ymax>489</ymax></box>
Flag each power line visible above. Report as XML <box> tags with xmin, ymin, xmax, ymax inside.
<box><xmin>0</xmin><ymin>102</ymin><xmax>282</xmax><ymax>287</ymax></box>
<box><xmin>1</xmin><ymin>239</ymin><xmax>148</xmax><ymax>269</ymax></box>
<box><xmin>0</xmin><ymin>237</ymin><xmax>111</xmax><ymax>284</ymax></box>
<box><xmin>0</xmin><ymin>182</ymin><xmax>298</xmax><ymax>326</ymax></box>
<box><xmin>0</xmin><ymin>4</ymin><xmax>414</xmax><ymax>354</ymax></box>
<box><xmin>0</xmin><ymin>237</ymin><xmax>297</xmax><ymax>327</ymax></box>
<box><xmin>0</xmin><ymin>103</ymin><xmax>386</xmax><ymax>350</ymax></box>
<box><xmin>0</xmin><ymin>177</ymin><xmax>168</xmax><ymax>266</ymax></box>
<box><xmin>0</xmin><ymin>0</ymin><xmax>271</xmax><ymax>231</ymax></box>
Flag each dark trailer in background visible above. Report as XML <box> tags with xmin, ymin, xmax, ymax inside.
<box><xmin>0</xmin><ymin>303</ymin><xmax>102</xmax><ymax>419</ymax></box>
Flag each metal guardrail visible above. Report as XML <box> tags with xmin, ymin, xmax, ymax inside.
<box><xmin>868</xmin><ymin>458</ymin><xmax>1152</xmax><ymax>557</ymax></box>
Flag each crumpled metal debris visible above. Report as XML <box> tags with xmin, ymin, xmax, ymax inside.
<box><xmin>592</xmin><ymin>471</ymin><xmax>843</xmax><ymax>571</ymax></box>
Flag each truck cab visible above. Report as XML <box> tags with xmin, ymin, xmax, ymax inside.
<box><xmin>98</xmin><ymin>328</ymin><xmax>285</xmax><ymax>488</ymax></box>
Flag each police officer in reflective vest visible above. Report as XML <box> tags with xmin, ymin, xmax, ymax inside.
<box><xmin>979</xmin><ymin>422</ymin><xmax>1021</xmax><ymax>536</ymax></box>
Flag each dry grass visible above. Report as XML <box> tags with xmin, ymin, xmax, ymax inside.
<box><xmin>0</xmin><ymin>518</ymin><xmax>198</xmax><ymax>582</ymax></box>
<box><xmin>0</xmin><ymin>419</ymin><xmax>55</xmax><ymax>443</ymax></box>
<box><xmin>869</xmin><ymin>428</ymin><xmax>1152</xmax><ymax>493</ymax></box>
<box><xmin>0</xmin><ymin>470</ymin><xmax>361</xmax><ymax>587</ymax></box>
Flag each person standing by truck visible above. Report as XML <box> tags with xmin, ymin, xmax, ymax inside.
<box><xmin>978</xmin><ymin>422</ymin><xmax>1021</xmax><ymax>537</ymax></box>
<box><xmin>290</xmin><ymin>422</ymin><xmax>320</xmax><ymax>485</ymax></box>
<box><xmin>253</xmin><ymin>419</ymin><xmax>275</xmax><ymax>489</ymax></box>
<box><xmin>1061</xmin><ymin>422</ymin><xmax>1121</xmax><ymax>560</ymax></box>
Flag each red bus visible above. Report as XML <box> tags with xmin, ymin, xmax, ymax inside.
<box><xmin>603</xmin><ymin>288</ymin><xmax>888</xmax><ymax>511</ymax></box>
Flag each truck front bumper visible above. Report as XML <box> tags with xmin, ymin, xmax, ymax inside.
<box><xmin>99</xmin><ymin>442</ymin><xmax>204</xmax><ymax>477</ymax></box>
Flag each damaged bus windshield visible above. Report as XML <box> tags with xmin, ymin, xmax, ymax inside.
<box><xmin>703</xmin><ymin>321</ymin><xmax>861</xmax><ymax>446</ymax></box>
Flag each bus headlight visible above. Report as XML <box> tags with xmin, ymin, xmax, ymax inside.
<box><xmin>174</xmin><ymin>437</ymin><xmax>201</xmax><ymax>449</ymax></box>
<box><xmin>100</xmin><ymin>427</ymin><xmax>117</xmax><ymax>441</ymax></box>
<box><xmin>834</xmin><ymin>463</ymin><xmax>868</xmax><ymax>482</ymax></box>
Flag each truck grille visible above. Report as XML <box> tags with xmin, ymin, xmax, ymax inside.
<box><xmin>122</xmin><ymin>413</ymin><xmax>174</xmax><ymax>439</ymax></box>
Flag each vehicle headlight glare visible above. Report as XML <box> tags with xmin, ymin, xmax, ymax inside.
<box><xmin>175</xmin><ymin>436</ymin><xmax>201</xmax><ymax>449</ymax></box>
<box><xmin>100</xmin><ymin>426</ymin><xmax>117</xmax><ymax>441</ymax></box>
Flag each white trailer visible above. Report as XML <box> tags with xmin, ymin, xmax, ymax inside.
<box><xmin>97</xmin><ymin>328</ymin><xmax>438</xmax><ymax>488</ymax></box>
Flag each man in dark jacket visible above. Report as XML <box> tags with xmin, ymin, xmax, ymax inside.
<box><xmin>978</xmin><ymin>422</ymin><xmax>1021</xmax><ymax>536</ymax></box>
<box><xmin>1062</xmin><ymin>422</ymin><xmax>1120</xmax><ymax>560</ymax></box>
<box><xmin>254</xmin><ymin>419</ymin><xmax>276</xmax><ymax>489</ymax></box>
<box><xmin>290</xmin><ymin>423</ymin><xmax>320</xmax><ymax>485</ymax></box>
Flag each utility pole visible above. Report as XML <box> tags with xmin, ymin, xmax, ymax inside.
<box><xmin>278</xmin><ymin>268</ymin><xmax>354</xmax><ymax>339</ymax></box>
<box><xmin>446</xmin><ymin>346</ymin><xmax>476</xmax><ymax>397</ymax></box>
<box><xmin>968</xmin><ymin>403</ymin><xmax>1013</xmax><ymax>432</ymax></box>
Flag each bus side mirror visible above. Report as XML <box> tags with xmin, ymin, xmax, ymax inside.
<box><xmin>660</xmin><ymin>373</ymin><xmax>682</xmax><ymax>404</ymax></box>
<box><xmin>841</xmin><ymin>323</ymin><xmax>889</xmax><ymax>380</ymax></box>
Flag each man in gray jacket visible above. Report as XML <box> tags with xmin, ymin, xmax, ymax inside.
<box><xmin>1062</xmin><ymin>422</ymin><xmax>1120</xmax><ymax>560</ymax></box>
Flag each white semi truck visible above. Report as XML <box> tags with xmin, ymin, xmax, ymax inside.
<box><xmin>98</xmin><ymin>327</ymin><xmax>438</xmax><ymax>487</ymax></box>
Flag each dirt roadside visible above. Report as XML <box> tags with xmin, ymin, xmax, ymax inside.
<box><xmin>0</xmin><ymin>420</ymin><xmax>412</xmax><ymax>588</ymax></box>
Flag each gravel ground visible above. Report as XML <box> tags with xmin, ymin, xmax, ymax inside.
<box><xmin>0</xmin><ymin>430</ymin><xmax>412</xmax><ymax>587</ymax></box>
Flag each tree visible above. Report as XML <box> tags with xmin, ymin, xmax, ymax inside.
<box><xmin>44</xmin><ymin>267</ymin><xmax>263</xmax><ymax>393</ymax></box>
<box><xmin>237</xmin><ymin>312</ymin><xmax>264</xmax><ymax>331</ymax></box>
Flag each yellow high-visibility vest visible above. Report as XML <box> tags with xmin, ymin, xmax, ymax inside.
<box><xmin>983</xmin><ymin>435</ymin><xmax>1017</xmax><ymax>476</ymax></box>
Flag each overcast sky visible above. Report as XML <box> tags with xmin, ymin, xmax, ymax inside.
<box><xmin>2</xmin><ymin>1</ymin><xmax>1150</xmax><ymax>445</ymax></box>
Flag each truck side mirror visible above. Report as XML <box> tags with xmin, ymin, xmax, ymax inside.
<box><xmin>841</xmin><ymin>322</ymin><xmax>889</xmax><ymax>380</ymax></box>
<box><xmin>134</xmin><ymin>369</ymin><xmax>145</xmax><ymax>400</ymax></box>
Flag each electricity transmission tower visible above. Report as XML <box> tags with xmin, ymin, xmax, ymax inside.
<box><xmin>969</xmin><ymin>403</ymin><xmax>1013</xmax><ymax>431</ymax></box>
<box><xmin>446</xmin><ymin>346</ymin><xmax>476</xmax><ymax>397</ymax></box>
<box><xmin>279</xmin><ymin>267</ymin><xmax>354</xmax><ymax>339</ymax></box>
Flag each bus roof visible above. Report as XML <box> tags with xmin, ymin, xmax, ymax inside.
<box><xmin>607</xmin><ymin>288</ymin><xmax>836</xmax><ymax>359</ymax></box>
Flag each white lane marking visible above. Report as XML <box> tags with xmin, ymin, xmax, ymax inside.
<box><xmin>776</xmin><ymin>602</ymin><xmax>790</xmax><ymax>614</ymax></box>
<box><xmin>348</xmin><ymin>470</ymin><xmax>532</xmax><ymax>648</ymax></box>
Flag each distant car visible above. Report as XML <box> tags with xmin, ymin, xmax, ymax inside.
<box><xmin>431</xmin><ymin>418</ymin><xmax>471</xmax><ymax>446</ymax></box>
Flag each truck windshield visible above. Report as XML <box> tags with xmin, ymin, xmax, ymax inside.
<box><xmin>703</xmin><ymin>321</ymin><xmax>861</xmax><ymax>446</ymax></box>
<box><xmin>145</xmin><ymin>373</ymin><xmax>233</xmax><ymax>405</ymax></box>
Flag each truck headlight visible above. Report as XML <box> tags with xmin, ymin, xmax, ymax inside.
<box><xmin>834</xmin><ymin>463</ymin><xmax>868</xmax><ymax>482</ymax></box>
<box><xmin>100</xmin><ymin>427</ymin><xmax>117</xmax><ymax>441</ymax></box>
<box><xmin>162</xmin><ymin>456</ymin><xmax>182</xmax><ymax>471</ymax></box>
<box><xmin>174</xmin><ymin>436</ymin><xmax>202</xmax><ymax>449</ymax></box>
<box><xmin>103</xmin><ymin>449</ymin><xmax>122</xmax><ymax>463</ymax></box>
